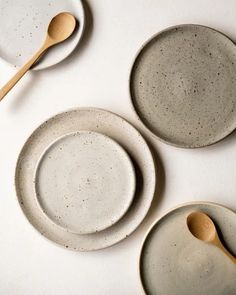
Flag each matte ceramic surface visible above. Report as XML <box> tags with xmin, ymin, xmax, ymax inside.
<box><xmin>34</xmin><ymin>131</ymin><xmax>136</xmax><ymax>234</ymax></box>
<box><xmin>0</xmin><ymin>0</ymin><xmax>85</xmax><ymax>70</ymax></box>
<box><xmin>15</xmin><ymin>108</ymin><xmax>156</xmax><ymax>251</ymax></box>
<box><xmin>140</xmin><ymin>202</ymin><xmax>236</xmax><ymax>295</ymax></box>
<box><xmin>130</xmin><ymin>24</ymin><xmax>236</xmax><ymax>148</ymax></box>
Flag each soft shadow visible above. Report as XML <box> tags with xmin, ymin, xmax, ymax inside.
<box><xmin>87</xmin><ymin>140</ymin><xmax>166</xmax><ymax>253</ymax></box>
<box><xmin>9</xmin><ymin>72</ymin><xmax>39</xmax><ymax>111</ymax></box>
<box><xmin>198</xmin><ymin>128</ymin><xmax>236</xmax><ymax>153</ymax></box>
<box><xmin>213</xmin><ymin>217</ymin><xmax>236</xmax><ymax>256</ymax></box>
<box><xmin>221</xmin><ymin>28</ymin><xmax>236</xmax><ymax>44</ymax></box>
<box><xmin>108</xmin><ymin>137</ymin><xmax>166</xmax><ymax>250</ymax></box>
<box><xmin>216</xmin><ymin>129</ymin><xmax>236</xmax><ymax>148</ymax></box>
<box><xmin>128</xmin><ymin>154</ymin><xmax>144</xmax><ymax>209</ymax></box>
<box><xmin>127</xmin><ymin>137</ymin><xmax>166</xmax><ymax>238</ymax></box>
<box><xmin>142</xmin><ymin>139</ymin><xmax>166</xmax><ymax>224</ymax></box>
<box><xmin>119</xmin><ymin>138</ymin><xmax>165</xmax><ymax>220</ymax></box>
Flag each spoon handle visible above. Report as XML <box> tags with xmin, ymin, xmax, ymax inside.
<box><xmin>0</xmin><ymin>43</ymin><xmax>48</xmax><ymax>102</ymax></box>
<box><xmin>213</xmin><ymin>236</ymin><xmax>236</xmax><ymax>264</ymax></box>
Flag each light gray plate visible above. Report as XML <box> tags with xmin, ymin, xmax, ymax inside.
<box><xmin>140</xmin><ymin>202</ymin><xmax>236</xmax><ymax>295</ymax></box>
<box><xmin>130</xmin><ymin>24</ymin><xmax>236</xmax><ymax>148</ymax></box>
<box><xmin>0</xmin><ymin>0</ymin><xmax>85</xmax><ymax>70</ymax></box>
<box><xmin>34</xmin><ymin>131</ymin><xmax>136</xmax><ymax>235</ymax></box>
<box><xmin>15</xmin><ymin>108</ymin><xmax>156</xmax><ymax>251</ymax></box>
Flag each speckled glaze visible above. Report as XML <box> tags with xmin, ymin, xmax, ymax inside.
<box><xmin>0</xmin><ymin>0</ymin><xmax>85</xmax><ymax>70</ymax></box>
<box><xmin>34</xmin><ymin>131</ymin><xmax>136</xmax><ymax>235</ymax></box>
<box><xmin>15</xmin><ymin>108</ymin><xmax>156</xmax><ymax>251</ymax></box>
<box><xmin>140</xmin><ymin>202</ymin><xmax>236</xmax><ymax>295</ymax></box>
<box><xmin>130</xmin><ymin>24</ymin><xmax>236</xmax><ymax>148</ymax></box>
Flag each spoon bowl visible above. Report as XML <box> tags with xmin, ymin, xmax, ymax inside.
<box><xmin>187</xmin><ymin>211</ymin><xmax>216</xmax><ymax>242</ymax></box>
<box><xmin>47</xmin><ymin>12</ymin><xmax>77</xmax><ymax>43</ymax></box>
<box><xmin>187</xmin><ymin>211</ymin><xmax>236</xmax><ymax>264</ymax></box>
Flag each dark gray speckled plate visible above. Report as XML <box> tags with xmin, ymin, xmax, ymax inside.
<box><xmin>140</xmin><ymin>202</ymin><xmax>236</xmax><ymax>295</ymax></box>
<box><xmin>130</xmin><ymin>24</ymin><xmax>236</xmax><ymax>148</ymax></box>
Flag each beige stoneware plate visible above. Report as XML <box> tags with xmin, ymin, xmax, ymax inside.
<box><xmin>34</xmin><ymin>131</ymin><xmax>136</xmax><ymax>235</ymax></box>
<box><xmin>15</xmin><ymin>108</ymin><xmax>156</xmax><ymax>251</ymax></box>
<box><xmin>130</xmin><ymin>24</ymin><xmax>236</xmax><ymax>148</ymax></box>
<box><xmin>140</xmin><ymin>202</ymin><xmax>236</xmax><ymax>295</ymax></box>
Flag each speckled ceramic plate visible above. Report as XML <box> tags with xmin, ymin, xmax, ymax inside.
<box><xmin>15</xmin><ymin>108</ymin><xmax>156</xmax><ymax>251</ymax></box>
<box><xmin>130</xmin><ymin>24</ymin><xmax>236</xmax><ymax>148</ymax></box>
<box><xmin>140</xmin><ymin>202</ymin><xmax>236</xmax><ymax>295</ymax></box>
<box><xmin>0</xmin><ymin>0</ymin><xmax>85</xmax><ymax>70</ymax></box>
<box><xmin>34</xmin><ymin>131</ymin><xmax>136</xmax><ymax>235</ymax></box>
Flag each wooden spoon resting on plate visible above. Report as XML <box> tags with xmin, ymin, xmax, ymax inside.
<box><xmin>187</xmin><ymin>211</ymin><xmax>236</xmax><ymax>264</ymax></box>
<box><xmin>0</xmin><ymin>12</ymin><xmax>76</xmax><ymax>102</ymax></box>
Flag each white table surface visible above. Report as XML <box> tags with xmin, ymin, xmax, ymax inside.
<box><xmin>1</xmin><ymin>0</ymin><xmax>236</xmax><ymax>294</ymax></box>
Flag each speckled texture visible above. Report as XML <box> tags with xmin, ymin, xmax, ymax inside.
<box><xmin>0</xmin><ymin>0</ymin><xmax>85</xmax><ymax>70</ymax></box>
<box><xmin>15</xmin><ymin>108</ymin><xmax>156</xmax><ymax>251</ymax></box>
<box><xmin>140</xmin><ymin>202</ymin><xmax>236</xmax><ymax>295</ymax></box>
<box><xmin>130</xmin><ymin>24</ymin><xmax>236</xmax><ymax>148</ymax></box>
<box><xmin>35</xmin><ymin>131</ymin><xmax>136</xmax><ymax>234</ymax></box>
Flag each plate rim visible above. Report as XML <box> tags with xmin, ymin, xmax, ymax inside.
<box><xmin>0</xmin><ymin>0</ymin><xmax>86</xmax><ymax>70</ymax></box>
<box><xmin>138</xmin><ymin>201</ymin><xmax>236</xmax><ymax>294</ymax></box>
<box><xmin>129</xmin><ymin>23</ymin><xmax>236</xmax><ymax>149</ymax></box>
<box><xmin>15</xmin><ymin>107</ymin><xmax>156</xmax><ymax>251</ymax></box>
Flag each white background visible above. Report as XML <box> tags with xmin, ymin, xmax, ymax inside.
<box><xmin>0</xmin><ymin>0</ymin><xmax>236</xmax><ymax>294</ymax></box>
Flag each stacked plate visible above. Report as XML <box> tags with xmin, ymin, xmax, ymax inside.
<box><xmin>15</xmin><ymin>108</ymin><xmax>156</xmax><ymax>251</ymax></box>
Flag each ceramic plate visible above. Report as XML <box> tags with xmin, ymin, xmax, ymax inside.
<box><xmin>15</xmin><ymin>108</ymin><xmax>156</xmax><ymax>251</ymax></box>
<box><xmin>34</xmin><ymin>131</ymin><xmax>136</xmax><ymax>235</ymax></box>
<box><xmin>0</xmin><ymin>0</ymin><xmax>85</xmax><ymax>70</ymax></box>
<box><xmin>130</xmin><ymin>24</ymin><xmax>236</xmax><ymax>148</ymax></box>
<box><xmin>140</xmin><ymin>202</ymin><xmax>236</xmax><ymax>295</ymax></box>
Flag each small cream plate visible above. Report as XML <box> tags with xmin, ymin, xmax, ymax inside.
<box><xmin>34</xmin><ymin>131</ymin><xmax>136</xmax><ymax>234</ymax></box>
<box><xmin>0</xmin><ymin>0</ymin><xmax>85</xmax><ymax>70</ymax></box>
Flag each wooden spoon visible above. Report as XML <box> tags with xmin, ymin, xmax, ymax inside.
<box><xmin>0</xmin><ymin>12</ymin><xmax>76</xmax><ymax>101</ymax></box>
<box><xmin>187</xmin><ymin>211</ymin><xmax>236</xmax><ymax>264</ymax></box>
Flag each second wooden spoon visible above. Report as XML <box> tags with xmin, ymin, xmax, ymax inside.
<box><xmin>187</xmin><ymin>211</ymin><xmax>236</xmax><ymax>264</ymax></box>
